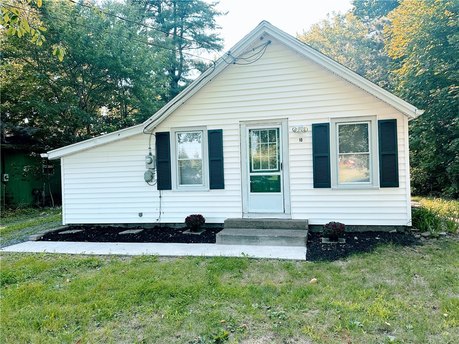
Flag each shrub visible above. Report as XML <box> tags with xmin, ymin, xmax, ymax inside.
<box><xmin>185</xmin><ymin>214</ymin><xmax>206</xmax><ymax>232</ymax></box>
<box><xmin>412</xmin><ymin>206</ymin><xmax>458</xmax><ymax>234</ymax></box>
<box><xmin>323</xmin><ymin>221</ymin><xmax>345</xmax><ymax>241</ymax></box>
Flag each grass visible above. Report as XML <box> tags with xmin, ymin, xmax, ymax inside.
<box><xmin>0</xmin><ymin>207</ymin><xmax>62</xmax><ymax>248</ymax></box>
<box><xmin>1</xmin><ymin>208</ymin><xmax>459</xmax><ymax>343</ymax></box>
<box><xmin>1</xmin><ymin>242</ymin><xmax>458</xmax><ymax>343</ymax></box>
<box><xmin>412</xmin><ymin>197</ymin><xmax>459</xmax><ymax>234</ymax></box>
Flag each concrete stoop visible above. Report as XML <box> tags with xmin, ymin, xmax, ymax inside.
<box><xmin>224</xmin><ymin>218</ymin><xmax>308</xmax><ymax>230</ymax></box>
<box><xmin>217</xmin><ymin>218</ymin><xmax>308</xmax><ymax>247</ymax></box>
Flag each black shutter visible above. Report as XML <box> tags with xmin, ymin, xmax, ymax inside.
<box><xmin>312</xmin><ymin>123</ymin><xmax>331</xmax><ymax>188</ymax></box>
<box><xmin>378</xmin><ymin>119</ymin><xmax>399</xmax><ymax>187</ymax></box>
<box><xmin>155</xmin><ymin>132</ymin><xmax>172</xmax><ymax>190</ymax></box>
<box><xmin>208</xmin><ymin>129</ymin><xmax>224</xmax><ymax>189</ymax></box>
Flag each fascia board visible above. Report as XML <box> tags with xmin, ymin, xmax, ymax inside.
<box><xmin>46</xmin><ymin>124</ymin><xmax>144</xmax><ymax>160</ymax></box>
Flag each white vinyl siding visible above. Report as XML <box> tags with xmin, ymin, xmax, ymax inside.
<box><xmin>61</xmin><ymin>37</ymin><xmax>411</xmax><ymax>226</ymax></box>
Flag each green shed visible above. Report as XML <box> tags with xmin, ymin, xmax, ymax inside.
<box><xmin>1</xmin><ymin>142</ymin><xmax>61</xmax><ymax>209</ymax></box>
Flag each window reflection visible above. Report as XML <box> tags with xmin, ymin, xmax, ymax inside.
<box><xmin>176</xmin><ymin>131</ymin><xmax>203</xmax><ymax>185</ymax></box>
<box><xmin>338</xmin><ymin>123</ymin><xmax>370</xmax><ymax>183</ymax></box>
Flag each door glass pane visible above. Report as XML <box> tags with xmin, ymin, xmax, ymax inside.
<box><xmin>268</xmin><ymin>143</ymin><xmax>278</xmax><ymax>170</ymax></box>
<box><xmin>338</xmin><ymin>154</ymin><xmax>370</xmax><ymax>183</ymax></box>
<box><xmin>250</xmin><ymin>175</ymin><xmax>281</xmax><ymax>193</ymax></box>
<box><xmin>249</xmin><ymin>128</ymin><xmax>280</xmax><ymax>172</ymax></box>
<box><xmin>338</xmin><ymin>123</ymin><xmax>369</xmax><ymax>153</ymax></box>
<box><xmin>260</xmin><ymin>144</ymin><xmax>269</xmax><ymax>170</ymax></box>
<box><xmin>260</xmin><ymin>130</ymin><xmax>268</xmax><ymax>142</ymax></box>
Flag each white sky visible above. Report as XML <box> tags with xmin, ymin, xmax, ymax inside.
<box><xmin>211</xmin><ymin>0</ymin><xmax>353</xmax><ymax>53</ymax></box>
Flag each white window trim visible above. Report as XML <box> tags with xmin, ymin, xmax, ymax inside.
<box><xmin>170</xmin><ymin>126</ymin><xmax>209</xmax><ymax>191</ymax></box>
<box><xmin>330</xmin><ymin>116</ymin><xmax>379</xmax><ymax>189</ymax></box>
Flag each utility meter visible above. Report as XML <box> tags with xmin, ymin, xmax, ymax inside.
<box><xmin>144</xmin><ymin>169</ymin><xmax>155</xmax><ymax>183</ymax></box>
<box><xmin>145</xmin><ymin>153</ymin><xmax>156</xmax><ymax>169</ymax></box>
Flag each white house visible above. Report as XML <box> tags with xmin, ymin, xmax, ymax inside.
<box><xmin>44</xmin><ymin>21</ymin><xmax>423</xmax><ymax>229</ymax></box>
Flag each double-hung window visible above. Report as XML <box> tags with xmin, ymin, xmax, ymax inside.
<box><xmin>331</xmin><ymin>117</ymin><xmax>378</xmax><ymax>188</ymax></box>
<box><xmin>171</xmin><ymin>128</ymin><xmax>208</xmax><ymax>190</ymax></box>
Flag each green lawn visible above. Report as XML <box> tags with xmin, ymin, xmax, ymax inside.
<box><xmin>0</xmin><ymin>207</ymin><xmax>62</xmax><ymax>248</ymax></box>
<box><xmin>1</xmin><ymin>208</ymin><xmax>459</xmax><ymax>343</ymax></box>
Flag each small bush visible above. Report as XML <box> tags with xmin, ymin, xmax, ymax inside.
<box><xmin>412</xmin><ymin>206</ymin><xmax>458</xmax><ymax>234</ymax></box>
<box><xmin>185</xmin><ymin>214</ymin><xmax>206</xmax><ymax>232</ymax></box>
<box><xmin>323</xmin><ymin>221</ymin><xmax>345</xmax><ymax>241</ymax></box>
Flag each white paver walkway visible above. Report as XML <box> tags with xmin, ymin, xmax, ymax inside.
<box><xmin>1</xmin><ymin>241</ymin><xmax>306</xmax><ymax>260</ymax></box>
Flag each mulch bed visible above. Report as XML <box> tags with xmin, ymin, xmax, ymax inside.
<box><xmin>40</xmin><ymin>225</ymin><xmax>222</xmax><ymax>244</ymax></box>
<box><xmin>306</xmin><ymin>231</ymin><xmax>420</xmax><ymax>261</ymax></box>
<box><xmin>40</xmin><ymin>226</ymin><xmax>421</xmax><ymax>261</ymax></box>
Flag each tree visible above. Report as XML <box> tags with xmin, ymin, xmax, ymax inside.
<box><xmin>298</xmin><ymin>12</ymin><xmax>393</xmax><ymax>89</ymax></box>
<box><xmin>1</xmin><ymin>0</ymin><xmax>169</xmax><ymax>149</ymax></box>
<box><xmin>135</xmin><ymin>0</ymin><xmax>224</xmax><ymax>97</ymax></box>
<box><xmin>352</xmin><ymin>0</ymin><xmax>400</xmax><ymax>21</ymax></box>
<box><xmin>0</xmin><ymin>0</ymin><xmax>46</xmax><ymax>45</ymax></box>
<box><xmin>0</xmin><ymin>0</ymin><xmax>66</xmax><ymax>59</ymax></box>
<box><xmin>2</xmin><ymin>0</ymin><xmax>224</xmax><ymax>150</ymax></box>
<box><xmin>386</xmin><ymin>0</ymin><xmax>459</xmax><ymax>197</ymax></box>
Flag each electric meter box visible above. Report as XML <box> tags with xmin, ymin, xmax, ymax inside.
<box><xmin>145</xmin><ymin>154</ymin><xmax>156</xmax><ymax>169</ymax></box>
<box><xmin>144</xmin><ymin>170</ymin><xmax>155</xmax><ymax>183</ymax></box>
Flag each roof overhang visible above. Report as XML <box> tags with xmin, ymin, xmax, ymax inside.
<box><xmin>46</xmin><ymin>124</ymin><xmax>144</xmax><ymax>160</ymax></box>
<box><xmin>45</xmin><ymin>21</ymin><xmax>423</xmax><ymax>160</ymax></box>
<box><xmin>142</xmin><ymin>23</ymin><xmax>276</xmax><ymax>132</ymax></box>
<box><xmin>142</xmin><ymin>21</ymin><xmax>423</xmax><ymax>132</ymax></box>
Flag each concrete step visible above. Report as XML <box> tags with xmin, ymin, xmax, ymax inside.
<box><xmin>216</xmin><ymin>228</ymin><xmax>308</xmax><ymax>247</ymax></box>
<box><xmin>224</xmin><ymin>218</ymin><xmax>308</xmax><ymax>230</ymax></box>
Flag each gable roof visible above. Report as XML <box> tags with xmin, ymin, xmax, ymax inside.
<box><xmin>46</xmin><ymin>21</ymin><xmax>423</xmax><ymax>160</ymax></box>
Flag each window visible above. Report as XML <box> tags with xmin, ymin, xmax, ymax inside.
<box><xmin>331</xmin><ymin>118</ymin><xmax>378</xmax><ymax>188</ymax></box>
<box><xmin>171</xmin><ymin>128</ymin><xmax>208</xmax><ymax>190</ymax></box>
<box><xmin>337</xmin><ymin>122</ymin><xmax>370</xmax><ymax>184</ymax></box>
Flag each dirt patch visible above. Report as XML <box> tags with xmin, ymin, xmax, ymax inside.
<box><xmin>39</xmin><ymin>225</ymin><xmax>222</xmax><ymax>244</ymax></box>
<box><xmin>306</xmin><ymin>231</ymin><xmax>420</xmax><ymax>261</ymax></box>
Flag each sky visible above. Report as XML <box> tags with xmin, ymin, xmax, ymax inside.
<box><xmin>210</xmin><ymin>0</ymin><xmax>353</xmax><ymax>53</ymax></box>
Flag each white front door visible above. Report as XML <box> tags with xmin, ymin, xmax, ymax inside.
<box><xmin>241</xmin><ymin>121</ymin><xmax>290</xmax><ymax>215</ymax></box>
